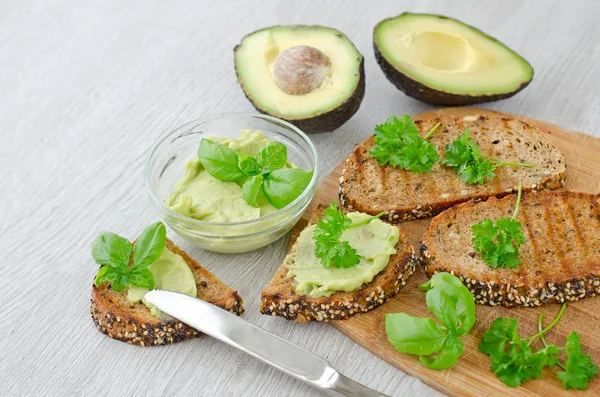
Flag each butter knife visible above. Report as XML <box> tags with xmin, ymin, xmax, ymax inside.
<box><xmin>144</xmin><ymin>290</ymin><xmax>388</xmax><ymax>397</ymax></box>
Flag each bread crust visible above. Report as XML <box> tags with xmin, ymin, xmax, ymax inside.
<box><xmin>90</xmin><ymin>239</ymin><xmax>244</xmax><ymax>346</ymax></box>
<box><xmin>339</xmin><ymin>115</ymin><xmax>567</xmax><ymax>223</ymax></box>
<box><xmin>260</xmin><ymin>206</ymin><xmax>417</xmax><ymax>323</ymax></box>
<box><xmin>420</xmin><ymin>191</ymin><xmax>600</xmax><ymax>308</ymax></box>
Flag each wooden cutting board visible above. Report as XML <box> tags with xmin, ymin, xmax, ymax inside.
<box><xmin>293</xmin><ymin>107</ymin><xmax>600</xmax><ymax>397</ymax></box>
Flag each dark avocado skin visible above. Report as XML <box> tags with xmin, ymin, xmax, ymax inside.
<box><xmin>373</xmin><ymin>14</ymin><xmax>534</xmax><ymax>106</ymax></box>
<box><xmin>234</xmin><ymin>26</ymin><xmax>365</xmax><ymax>133</ymax></box>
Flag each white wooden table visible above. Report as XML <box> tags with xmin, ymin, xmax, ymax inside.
<box><xmin>2</xmin><ymin>0</ymin><xmax>599</xmax><ymax>396</ymax></box>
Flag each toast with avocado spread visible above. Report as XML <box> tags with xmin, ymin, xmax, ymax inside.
<box><xmin>260</xmin><ymin>205</ymin><xmax>416</xmax><ymax>323</ymax></box>
<box><xmin>91</xmin><ymin>238</ymin><xmax>244</xmax><ymax>346</ymax></box>
<box><xmin>339</xmin><ymin>114</ymin><xmax>566</xmax><ymax>223</ymax></box>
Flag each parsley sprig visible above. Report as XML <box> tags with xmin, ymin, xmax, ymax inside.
<box><xmin>472</xmin><ymin>185</ymin><xmax>525</xmax><ymax>268</ymax></box>
<box><xmin>386</xmin><ymin>272</ymin><xmax>476</xmax><ymax>370</ymax></box>
<box><xmin>441</xmin><ymin>130</ymin><xmax>536</xmax><ymax>184</ymax></box>
<box><xmin>479</xmin><ymin>303</ymin><xmax>598</xmax><ymax>389</ymax></box>
<box><xmin>92</xmin><ymin>222</ymin><xmax>166</xmax><ymax>291</ymax></box>
<box><xmin>369</xmin><ymin>115</ymin><xmax>441</xmax><ymax>173</ymax></box>
<box><xmin>313</xmin><ymin>202</ymin><xmax>384</xmax><ymax>269</ymax></box>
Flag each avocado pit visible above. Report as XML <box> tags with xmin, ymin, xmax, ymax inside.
<box><xmin>273</xmin><ymin>45</ymin><xmax>331</xmax><ymax>95</ymax></box>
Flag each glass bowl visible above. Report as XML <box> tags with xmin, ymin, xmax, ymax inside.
<box><xmin>144</xmin><ymin>113</ymin><xmax>318</xmax><ymax>253</ymax></box>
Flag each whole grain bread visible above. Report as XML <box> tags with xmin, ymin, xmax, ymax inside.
<box><xmin>420</xmin><ymin>190</ymin><xmax>600</xmax><ymax>308</ymax></box>
<box><xmin>91</xmin><ymin>238</ymin><xmax>244</xmax><ymax>346</ymax></box>
<box><xmin>339</xmin><ymin>114</ymin><xmax>566</xmax><ymax>223</ymax></box>
<box><xmin>260</xmin><ymin>205</ymin><xmax>417</xmax><ymax>323</ymax></box>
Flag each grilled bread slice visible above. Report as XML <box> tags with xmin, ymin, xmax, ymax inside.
<box><xmin>91</xmin><ymin>239</ymin><xmax>244</xmax><ymax>346</ymax></box>
<box><xmin>260</xmin><ymin>205</ymin><xmax>417</xmax><ymax>323</ymax></box>
<box><xmin>421</xmin><ymin>191</ymin><xmax>600</xmax><ymax>308</ymax></box>
<box><xmin>339</xmin><ymin>114</ymin><xmax>566</xmax><ymax>223</ymax></box>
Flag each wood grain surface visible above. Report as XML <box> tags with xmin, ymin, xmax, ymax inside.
<box><xmin>2</xmin><ymin>1</ymin><xmax>600</xmax><ymax>396</ymax></box>
<box><xmin>290</xmin><ymin>107</ymin><xmax>600</xmax><ymax>396</ymax></box>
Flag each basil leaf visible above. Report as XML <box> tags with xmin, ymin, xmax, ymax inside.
<box><xmin>91</xmin><ymin>232</ymin><xmax>132</xmax><ymax>267</ymax></box>
<box><xmin>263</xmin><ymin>168</ymin><xmax>313</xmax><ymax>209</ymax></box>
<box><xmin>94</xmin><ymin>265</ymin><xmax>116</xmax><ymax>287</ymax></box>
<box><xmin>110</xmin><ymin>273</ymin><xmax>131</xmax><ymax>292</ymax></box>
<box><xmin>129</xmin><ymin>265</ymin><xmax>155</xmax><ymax>290</ymax></box>
<box><xmin>420</xmin><ymin>335</ymin><xmax>464</xmax><ymax>370</ymax></box>
<box><xmin>238</xmin><ymin>153</ymin><xmax>261</xmax><ymax>176</ymax></box>
<box><xmin>133</xmin><ymin>222</ymin><xmax>166</xmax><ymax>268</ymax></box>
<box><xmin>420</xmin><ymin>272</ymin><xmax>476</xmax><ymax>336</ymax></box>
<box><xmin>242</xmin><ymin>175</ymin><xmax>264</xmax><ymax>207</ymax></box>
<box><xmin>197</xmin><ymin>139</ymin><xmax>245</xmax><ymax>182</ymax></box>
<box><xmin>385</xmin><ymin>313</ymin><xmax>447</xmax><ymax>356</ymax></box>
<box><xmin>426</xmin><ymin>289</ymin><xmax>459</xmax><ymax>332</ymax></box>
<box><xmin>256</xmin><ymin>142</ymin><xmax>287</xmax><ymax>173</ymax></box>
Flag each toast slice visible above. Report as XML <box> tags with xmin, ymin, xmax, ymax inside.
<box><xmin>91</xmin><ymin>238</ymin><xmax>244</xmax><ymax>346</ymax></box>
<box><xmin>339</xmin><ymin>114</ymin><xmax>566</xmax><ymax>223</ymax></box>
<box><xmin>260</xmin><ymin>205</ymin><xmax>417</xmax><ymax>323</ymax></box>
<box><xmin>420</xmin><ymin>191</ymin><xmax>600</xmax><ymax>308</ymax></box>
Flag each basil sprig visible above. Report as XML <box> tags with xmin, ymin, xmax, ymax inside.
<box><xmin>385</xmin><ymin>272</ymin><xmax>476</xmax><ymax>370</ymax></box>
<box><xmin>197</xmin><ymin>138</ymin><xmax>313</xmax><ymax>209</ymax></box>
<box><xmin>92</xmin><ymin>222</ymin><xmax>166</xmax><ymax>291</ymax></box>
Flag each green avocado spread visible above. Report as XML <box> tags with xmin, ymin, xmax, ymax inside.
<box><xmin>127</xmin><ymin>248</ymin><xmax>197</xmax><ymax>318</ymax></box>
<box><xmin>165</xmin><ymin>130</ymin><xmax>288</xmax><ymax>223</ymax></box>
<box><xmin>287</xmin><ymin>213</ymin><xmax>400</xmax><ymax>298</ymax></box>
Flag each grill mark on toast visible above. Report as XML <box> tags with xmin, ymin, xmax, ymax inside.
<box><xmin>540</xmin><ymin>196</ymin><xmax>568</xmax><ymax>275</ymax></box>
<box><xmin>519</xmin><ymin>203</ymin><xmax>540</xmax><ymax>268</ymax></box>
<box><xmin>562</xmin><ymin>194</ymin><xmax>588</xmax><ymax>263</ymax></box>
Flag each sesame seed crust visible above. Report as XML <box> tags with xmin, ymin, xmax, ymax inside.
<box><xmin>420</xmin><ymin>242</ymin><xmax>600</xmax><ymax>307</ymax></box>
<box><xmin>260</xmin><ymin>254</ymin><xmax>416</xmax><ymax>323</ymax></box>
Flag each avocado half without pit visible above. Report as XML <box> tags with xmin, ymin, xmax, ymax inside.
<box><xmin>234</xmin><ymin>25</ymin><xmax>365</xmax><ymax>133</ymax></box>
<box><xmin>373</xmin><ymin>13</ymin><xmax>534</xmax><ymax>106</ymax></box>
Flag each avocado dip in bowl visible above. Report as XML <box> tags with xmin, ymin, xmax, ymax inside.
<box><xmin>145</xmin><ymin>113</ymin><xmax>318</xmax><ymax>253</ymax></box>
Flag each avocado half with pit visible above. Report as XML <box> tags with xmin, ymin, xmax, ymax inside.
<box><xmin>373</xmin><ymin>13</ymin><xmax>534</xmax><ymax>106</ymax></box>
<box><xmin>234</xmin><ymin>25</ymin><xmax>365</xmax><ymax>133</ymax></box>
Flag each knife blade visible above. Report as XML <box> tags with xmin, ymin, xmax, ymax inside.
<box><xmin>144</xmin><ymin>290</ymin><xmax>388</xmax><ymax>397</ymax></box>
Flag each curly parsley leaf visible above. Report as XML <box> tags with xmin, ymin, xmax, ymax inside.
<box><xmin>369</xmin><ymin>115</ymin><xmax>440</xmax><ymax>173</ymax></box>
<box><xmin>557</xmin><ymin>332</ymin><xmax>599</xmax><ymax>390</ymax></box>
<box><xmin>441</xmin><ymin>130</ymin><xmax>535</xmax><ymax>185</ymax></box>
<box><xmin>479</xmin><ymin>318</ymin><xmax>546</xmax><ymax>387</ymax></box>
<box><xmin>472</xmin><ymin>186</ymin><xmax>525</xmax><ymax>268</ymax></box>
<box><xmin>313</xmin><ymin>202</ymin><xmax>384</xmax><ymax>269</ymax></box>
<box><xmin>480</xmin><ymin>304</ymin><xmax>597</xmax><ymax>390</ymax></box>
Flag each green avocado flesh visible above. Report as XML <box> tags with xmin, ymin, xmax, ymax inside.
<box><xmin>166</xmin><ymin>130</ymin><xmax>286</xmax><ymax>223</ymax></box>
<box><xmin>127</xmin><ymin>248</ymin><xmax>197</xmax><ymax>319</ymax></box>
<box><xmin>374</xmin><ymin>13</ymin><xmax>533</xmax><ymax>98</ymax></box>
<box><xmin>235</xmin><ymin>25</ymin><xmax>363</xmax><ymax>120</ymax></box>
<box><xmin>287</xmin><ymin>213</ymin><xmax>399</xmax><ymax>298</ymax></box>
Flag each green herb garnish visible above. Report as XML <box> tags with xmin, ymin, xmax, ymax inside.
<box><xmin>92</xmin><ymin>222</ymin><xmax>166</xmax><ymax>291</ymax></box>
<box><xmin>197</xmin><ymin>139</ymin><xmax>313</xmax><ymax>209</ymax></box>
<box><xmin>369</xmin><ymin>115</ymin><xmax>441</xmax><ymax>173</ymax></box>
<box><xmin>479</xmin><ymin>304</ymin><xmax>598</xmax><ymax>389</ymax></box>
<box><xmin>441</xmin><ymin>130</ymin><xmax>536</xmax><ymax>184</ymax></box>
<box><xmin>472</xmin><ymin>185</ymin><xmax>525</xmax><ymax>268</ymax></box>
<box><xmin>313</xmin><ymin>202</ymin><xmax>384</xmax><ymax>269</ymax></box>
<box><xmin>385</xmin><ymin>272</ymin><xmax>476</xmax><ymax>370</ymax></box>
